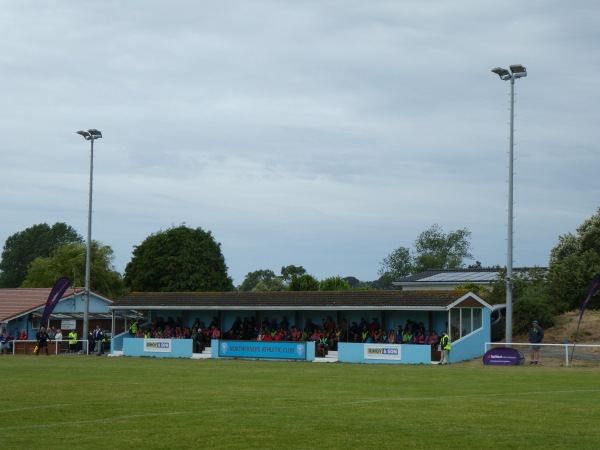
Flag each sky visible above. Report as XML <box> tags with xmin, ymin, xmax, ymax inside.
<box><xmin>1</xmin><ymin>1</ymin><xmax>599</xmax><ymax>286</ymax></box>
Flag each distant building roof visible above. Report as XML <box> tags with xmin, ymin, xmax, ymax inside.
<box><xmin>393</xmin><ymin>267</ymin><xmax>547</xmax><ymax>290</ymax></box>
<box><xmin>0</xmin><ymin>287</ymin><xmax>111</xmax><ymax>322</ymax></box>
<box><xmin>110</xmin><ymin>290</ymin><xmax>491</xmax><ymax>311</ymax></box>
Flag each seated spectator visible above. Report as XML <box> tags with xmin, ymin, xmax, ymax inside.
<box><xmin>387</xmin><ymin>330</ymin><xmax>396</xmax><ymax>344</ymax></box>
<box><xmin>361</xmin><ymin>326</ymin><xmax>370</xmax><ymax>343</ymax></box>
<box><xmin>19</xmin><ymin>330</ymin><xmax>28</xmax><ymax>340</ymax></box>
<box><xmin>332</xmin><ymin>326</ymin><xmax>343</xmax><ymax>350</ymax></box>
<box><xmin>427</xmin><ymin>331</ymin><xmax>439</xmax><ymax>346</ymax></box>
<box><xmin>402</xmin><ymin>330</ymin><xmax>413</xmax><ymax>344</ymax></box>
<box><xmin>211</xmin><ymin>326</ymin><xmax>221</xmax><ymax>340</ymax></box>
<box><xmin>311</xmin><ymin>329</ymin><xmax>321</xmax><ymax>342</ymax></box>
<box><xmin>291</xmin><ymin>326</ymin><xmax>301</xmax><ymax>341</ymax></box>
<box><xmin>371</xmin><ymin>329</ymin><xmax>381</xmax><ymax>343</ymax></box>
<box><xmin>417</xmin><ymin>331</ymin><xmax>427</xmax><ymax>345</ymax></box>
<box><xmin>300</xmin><ymin>329</ymin><xmax>309</xmax><ymax>341</ymax></box>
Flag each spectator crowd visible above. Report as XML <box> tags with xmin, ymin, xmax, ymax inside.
<box><xmin>130</xmin><ymin>315</ymin><xmax>441</xmax><ymax>354</ymax></box>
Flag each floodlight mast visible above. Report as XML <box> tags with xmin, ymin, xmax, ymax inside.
<box><xmin>76</xmin><ymin>128</ymin><xmax>102</xmax><ymax>351</ymax></box>
<box><xmin>491</xmin><ymin>65</ymin><xmax>527</xmax><ymax>347</ymax></box>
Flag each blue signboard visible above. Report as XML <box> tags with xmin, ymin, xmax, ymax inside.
<box><xmin>218</xmin><ymin>341</ymin><xmax>308</xmax><ymax>360</ymax></box>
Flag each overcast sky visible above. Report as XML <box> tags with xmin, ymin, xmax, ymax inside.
<box><xmin>1</xmin><ymin>1</ymin><xmax>599</xmax><ymax>286</ymax></box>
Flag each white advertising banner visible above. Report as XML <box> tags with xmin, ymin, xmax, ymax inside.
<box><xmin>144</xmin><ymin>339</ymin><xmax>172</xmax><ymax>353</ymax></box>
<box><xmin>364</xmin><ymin>344</ymin><xmax>401</xmax><ymax>360</ymax></box>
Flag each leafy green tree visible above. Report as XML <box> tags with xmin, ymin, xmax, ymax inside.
<box><xmin>124</xmin><ymin>225</ymin><xmax>233</xmax><ymax>292</ymax></box>
<box><xmin>281</xmin><ymin>265</ymin><xmax>306</xmax><ymax>282</ymax></box>
<box><xmin>378</xmin><ymin>224</ymin><xmax>473</xmax><ymax>280</ymax></box>
<box><xmin>412</xmin><ymin>224</ymin><xmax>473</xmax><ymax>273</ymax></box>
<box><xmin>319</xmin><ymin>276</ymin><xmax>350</xmax><ymax>291</ymax></box>
<box><xmin>378</xmin><ymin>246</ymin><xmax>412</xmax><ymax>283</ymax></box>
<box><xmin>512</xmin><ymin>283</ymin><xmax>555</xmax><ymax>333</ymax></box>
<box><xmin>548</xmin><ymin>207</ymin><xmax>600</xmax><ymax>312</ymax></box>
<box><xmin>488</xmin><ymin>266</ymin><xmax>554</xmax><ymax>335</ymax></box>
<box><xmin>288</xmin><ymin>274</ymin><xmax>319</xmax><ymax>291</ymax></box>
<box><xmin>21</xmin><ymin>241</ymin><xmax>125</xmax><ymax>299</ymax></box>
<box><xmin>238</xmin><ymin>269</ymin><xmax>277</xmax><ymax>292</ymax></box>
<box><xmin>238</xmin><ymin>265</ymin><xmax>307</xmax><ymax>291</ymax></box>
<box><xmin>0</xmin><ymin>222</ymin><xmax>82</xmax><ymax>287</ymax></box>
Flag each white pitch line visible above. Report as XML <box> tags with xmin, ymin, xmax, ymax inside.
<box><xmin>349</xmin><ymin>388</ymin><xmax>600</xmax><ymax>404</ymax></box>
<box><xmin>3</xmin><ymin>389</ymin><xmax>600</xmax><ymax>431</ymax></box>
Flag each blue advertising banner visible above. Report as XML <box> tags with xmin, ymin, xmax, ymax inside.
<box><xmin>218</xmin><ymin>341</ymin><xmax>308</xmax><ymax>360</ymax></box>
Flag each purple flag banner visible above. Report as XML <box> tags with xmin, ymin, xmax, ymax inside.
<box><xmin>39</xmin><ymin>277</ymin><xmax>71</xmax><ymax>328</ymax></box>
<box><xmin>576</xmin><ymin>273</ymin><xmax>600</xmax><ymax>332</ymax></box>
<box><xmin>571</xmin><ymin>273</ymin><xmax>600</xmax><ymax>362</ymax></box>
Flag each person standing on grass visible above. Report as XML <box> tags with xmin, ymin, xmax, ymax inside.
<box><xmin>35</xmin><ymin>327</ymin><xmax>51</xmax><ymax>356</ymax></box>
<box><xmin>68</xmin><ymin>330</ymin><xmax>78</xmax><ymax>353</ymax></box>
<box><xmin>529</xmin><ymin>320</ymin><xmax>544</xmax><ymax>365</ymax></box>
<box><xmin>439</xmin><ymin>330</ymin><xmax>451</xmax><ymax>365</ymax></box>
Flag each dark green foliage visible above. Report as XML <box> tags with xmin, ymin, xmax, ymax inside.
<box><xmin>0</xmin><ymin>222</ymin><xmax>82</xmax><ymax>287</ymax></box>
<box><xmin>21</xmin><ymin>241</ymin><xmax>125</xmax><ymax>299</ymax></box>
<box><xmin>288</xmin><ymin>274</ymin><xmax>319</xmax><ymax>291</ymax></box>
<box><xmin>489</xmin><ymin>266</ymin><xmax>555</xmax><ymax>335</ymax></box>
<box><xmin>319</xmin><ymin>276</ymin><xmax>350</xmax><ymax>291</ymax></box>
<box><xmin>238</xmin><ymin>265</ymin><xmax>307</xmax><ymax>291</ymax></box>
<box><xmin>513</xmin><ymin>294</ymin><xmax>555</xmax><ymax>334</ymax></box>
<box><xmin>378</xmin><ymin>224</ymin><xmax>473</xmax><ymax>280</ymax></box>
<box><xmin>412</xmin><ymin>224</ymin><xmax>473</xmax><ymax>273</ymax></box>
<box><xmin>124</xmin><ymin>225</ymin><xmax>233</xmax><ymax>292</ymax></box>
<box><xmin>280</xmin><ymin>265</ymin><xmax>306</xmax><ymax>282</ymax></box>
<box><xmin>378</xmin><ymin>246</ymin><xmax>412</xmax><ymax>281</ymax></box>
<box><xmin>548</xmin><ymin>207</ymin><xmax>600</xmax><ymax>312</ymax></box>
<box><xmin>238</xmin><ymin>269</ymin><xmax>277</xmax><ymax>291</ymax></box>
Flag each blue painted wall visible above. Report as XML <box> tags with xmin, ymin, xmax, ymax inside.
<box><xmin>122</xmin><ymin>338</ymin><xmax>193</xmax><ymax>358</ymax></box>
<box><xmin>339</xmin><ymin>343</ymin><xmax>432</xmax><ymax>364</ymax></box>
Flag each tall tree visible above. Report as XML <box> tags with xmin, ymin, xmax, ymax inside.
<box><xmin>378</xmin><ymin>246</ymin><xmax>413</xmax><ymax>283</ymax></box>
<box><xmin>489</xmin><ymin>266</ymin><xmax>554</xmax><ymax>333</ymax></box>
<box><xmin>21</xmin><ymin>241</ymin><xmax>125</xmax><ymax>299</ymax></box>
<box><xmin>238</xmin><ymin>269</ymin><xmax>277</xmax><ymax>292</ymax></box>
<box><xmin>281</xmin><ymin>265</ymin><xmax>306</xmax><ymax>282</ymax></box>
<box><xmin>548</xmin><ymin>207</ymin><xmax>600</xmax><ymax>312</ymax></box>
<box><xmin>124</xmin><ymin>225</ymin><xmax>233</xmax><ymax>292</ymax></box>
<box><xmin>319</xmin><ymin>276</ymin><xmax>350</xmax><ymax>291</ymax></box>
<box><xmin>288</xmin><ymin>274</ymin><xmax>319</xmax><ymax>291</ymax></box>
<box><xmin>378</xmin><ymin>224</ymin><xmax>473</xmax><ymax>281</ymax></box>
<box><xmin>0</xmin><ymin>222</ymin><xmax>82</xmax><ymax>287</ymax></box>
<box><xmin>412</xmin><ymin>224</ymin><xmax>473</xmax><ymax>273</ymax></box>
<box><xmin>238</xmin><ymin>265</ymin><xmax>307</xmax><ymax>291</ymax></box>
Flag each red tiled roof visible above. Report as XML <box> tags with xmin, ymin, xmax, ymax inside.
<box><xmin>0</xmin><ymin>288</ymin><xmax>83</xmax><ymax>322</ymax></box>
<box><xmin>110</xmin><ymin>290</ymin><xmax>484</xmax><ymax>311</ymax></box>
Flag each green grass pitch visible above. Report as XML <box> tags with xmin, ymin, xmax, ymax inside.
<box><xmin>2</xmin><ymin>356</ymin><xmax>600</xmax><ymax>449</ymax></box>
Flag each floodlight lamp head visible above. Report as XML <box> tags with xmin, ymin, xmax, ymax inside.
<box><xmin>491</xmin><ymin>67</ymin><xmax>511</xmax><ymax>81</ymax></box>
<box><xmin>76</xmin><ymin>129</ymin><xmax>102</xmax><ymax>140</ymax></box>
<box><xmin>509</xmin><ymin>64</ymin><xmax>527</xmax><ymax>78</ymax></box>
<box><xmin>87</xmin><ymin>129</ymin><xmax>102</xmax><ymax>139</ymax></box>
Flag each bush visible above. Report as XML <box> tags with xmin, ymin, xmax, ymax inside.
<box><xmin>513</xmin><ymin>295</ymin><xmax>555</xmax><ymax>334</ymax></box>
